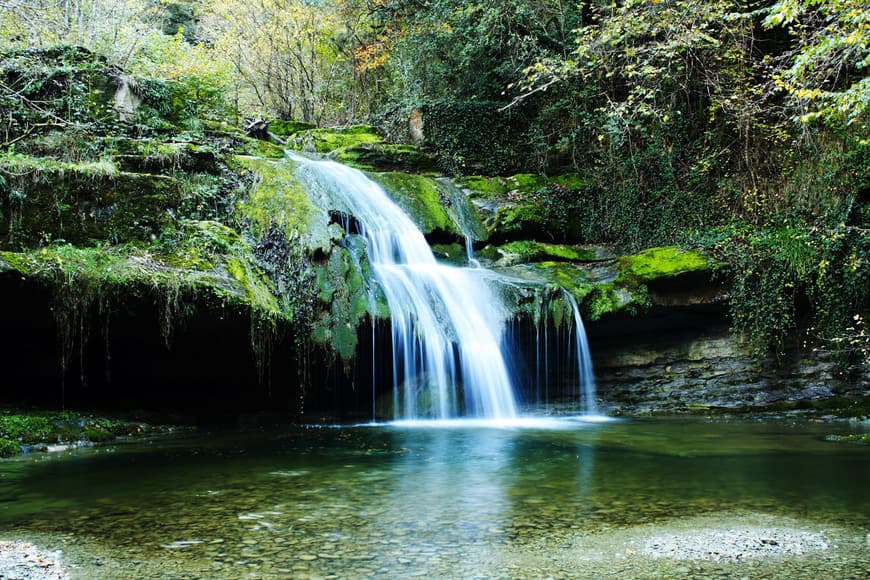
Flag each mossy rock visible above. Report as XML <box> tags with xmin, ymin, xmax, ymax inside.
<box><xmin>235</xmin><ymin>156</ymin><xmax>333</xmax><ymax>250</ymax></box>
<box><xmin>112</xmin><ymin>142</ymin><xmax>220</xmax><ymax>174</ymax></box>
<box><xmin>478</xmin><ymin>241</ymin><xmax>598</xmax><ymax>266</ymax></box>
<box><xmin>235</xmin><ymin>137</ymin><xmax>286</xmax><ymax>159</ymax></box>
<box><xmin>334</xmin><ymin>143</ymin><xmax>438</xmax><ymax>173</ymax></box>
<box><xmin>458</xmin><ymin>174</ymin><xmax>546</xmax><ymax>198</ymax></box>
<box><xmin>619</xmin><ymin>247</ymin><xmax>713</xmax><ymax>282</ymax></box>
<box><xmin>458</xmin><ymin>172</ymin><xmax>585</xmax><ymax>199</ymax></box>
<box><xmin>268</xmin><ymin>119</ymin><xmax>316</xmax><ymax>137</ymax></box>
<box><xmin>0</xmin><ymin>235</ymin><xmax>285</xmax><ymax>320</ymax></box>
<box><xmin>370</xmin><ymin>172</ymin><xmax>458</xmax><ymax>236</ymax></box>
<box><xmin>431</xmin><ymin>243</ymin><xmax>467</xmax><ymax>265</ymax></box>
<box><xmin>0</xmin><ymin>154</ymin><xmax>180</xmax><ymax>248</ymax></box>
<box><xmin>285</xmin><ymin>125</ymin><xmax>383</xmax><ymax>155</ymax></box>
<box><xmin>311</xmin><ymin>245</ymin><xmax>382</xmax><ymax>360</ymax></box>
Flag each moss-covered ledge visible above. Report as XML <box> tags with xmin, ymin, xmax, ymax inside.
<box><xmin>0</xmin><ymin>227</ymin><xmax>283</xmax><ymax>320</ymax></box>
<box><xmin>491</xmin><ymin>245</ymin><xmax>724</xmax><ymax>323</ymax></box>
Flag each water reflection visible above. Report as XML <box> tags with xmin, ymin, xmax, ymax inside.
<box><xmin>0</xmin><ymin>419</ymin><xmax>866</xmax><ymax>578</ymax></box>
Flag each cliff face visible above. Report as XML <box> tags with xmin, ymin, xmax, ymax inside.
<box><xmin>1</xmin><ymin>48</ymin><xmax>865</xmax><ymax>419</ymax></box>
<box><xmin>589</xmin><ymin>307</ymin><xmax>866</xmax><ymax>414</ymax></box>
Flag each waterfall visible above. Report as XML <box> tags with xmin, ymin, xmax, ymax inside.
<box><xmin>562</xmin><ymin>290</ymin><xmax>598</xmax><ymax>415</ymax></box>
<box><xmin>287</xmin><ymin>152</ymin><xmax>598</xmax><ymax>420</ymax></box>
<box><xmin>289</xmin><ymin>153</ymin><xmax>517</xmax><ymax>419</ymax></box>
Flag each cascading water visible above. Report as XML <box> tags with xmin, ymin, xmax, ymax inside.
<box><xmin>287</xmin><ymin>152</ymin><xmax>598</xmax><ymax>420</ymax></box>
<box><xmin>563</xmin><ymin>290</ymin><xmax>598</xmax><ymax>415</ymax></box>
<box><xmin>289</xmin><ymin>152</ymin><xmax>517</xmax><ymax>419</ymax></box>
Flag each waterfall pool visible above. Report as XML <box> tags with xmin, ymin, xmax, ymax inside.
<box><xmin>0</xmin><ymin>416</ymin><xmax>866</xmax><ymax>578</ymax></box>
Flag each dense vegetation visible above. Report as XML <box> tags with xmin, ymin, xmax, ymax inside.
<box><xmin>0</xmin><ymin>0</ymin><xmax>867</xmax><ymax>374</ymax></box>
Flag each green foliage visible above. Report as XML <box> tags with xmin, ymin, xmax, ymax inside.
<box><xmin>418</xmin><ymin>100</ymin><xmax>524</xmax><ymax>175</ymax></box>
<box><xmin>0</xmin><ymin>438</ymin><xmax>19</xmax><ymax>458</ymax></box>
<box><xmin>0</xmin><ymin>47</ymin><xmax>117</xmax><ymax>143</ymax></box>
<box><xmin>0</xmin><ymin>410</ymin><xmax>156</xmax><ymax>457</ymax></box>
<box><xmin>708</xmin><ymin>218</ymin><xmax>870</xmax><ymax>361</ymax></box>
<box><xmin>824</xmin><ymin>433</ymin><xmax>870</xmax><ymax>445</ymax></box>
<box><xmin>764</xmin><ymin>0</ymin><xmax>870</xmax><ymax>127</ymax></box>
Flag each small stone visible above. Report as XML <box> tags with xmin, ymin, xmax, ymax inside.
<box><xmin>298</xmin><ymin>554</ymin><xmax>318</xmax><ymax>561</ymax></box>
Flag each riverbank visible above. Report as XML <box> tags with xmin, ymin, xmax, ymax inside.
<box><xmin>0</xmin><ymin>409</ymin><xmax>192</xmax><ymax>459</ymax></box>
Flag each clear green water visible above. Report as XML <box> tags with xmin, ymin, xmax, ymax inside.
<box><xmin>0</xmin><ymin>417</ymin><xmax>867</xmax><ymax>578</ymax></box>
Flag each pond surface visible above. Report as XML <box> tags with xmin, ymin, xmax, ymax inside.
<box><xmin>0</xmin><ymin>416</ymin><xmax>867</xmax><ymax>578</ymax></box>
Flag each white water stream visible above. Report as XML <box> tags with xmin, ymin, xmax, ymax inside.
<box><xmin>288</xmin><ymin>152</ymin><xmax>596</xmax><ymax>420</ymax></box>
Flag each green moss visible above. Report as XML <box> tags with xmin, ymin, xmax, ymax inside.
<box><xmin>457</xmin><ymin>176</ymin><xmax>508</xmax><ymax>197</ymax></box>
<box><xmin>491</xmin><ymin>203</ymin><xmax>547</xmax><ymax>237</ymax></box>
<box><xmin>236</xmin><ymin>156</ymin><xmax>317</xmax><ymax>239</ymax></box>
<box><xmin>371</xmin><ymin>172</ymin><xmax>456</xmax><ymax>235</ymax></box>
<box><xmin>431</xmin><ymin>243</ymin><xmax>467</xmax><ymax>265</ymax></box>
<box><xmin>481</xmin><ymin>241</ymin><xmax>597</xmax><ymax>265</ymax></box>
<box><xmin>310</xmin><ymin>246</ymin><xmax>375</xmax><ymax>360</ymax></box>
<box><xmin>550</xmin><ymin>173</ymin><xmax>586</xmax><ymax>189</ymax></box>
<box><xmin>83</xmin><ymin>426</ymin><xmax>114</xmax><ymax>442</ymax></box>
<box><xmin>458</xmin><ymin>173</ymin><xmax>584</xmax><ymax>198</ymax></box>
<box><xmin>1</xmin><ymin>236</ymin><xmax>284</xmax><ymax>320</ymax></box>
<box><xmin>334</xmin><ymin>143</ymin><xmax>438</xmax><ymax>172</ymax></box>
<box><xmin>507</xmin><ymin>173</ymin><xmax>547</xmax><ymax>191</ymax></box>
<box><xmin>619</xmin><ymin>246</ymin><xmax>712</xmax><ymax>282</ymax></box>
<box><xmin>225</xmin><ymin>256</ymin><xmax>281</xmax><ymax>314</ymax></box>
<box><xmin>0</xmin><ymin>154</ymin><xmax>118</xmax><ymax>178</ymax></box>
<box><xmin>457</xmin><ymin>174</ymin><xmax>546</xmax><ymax>198</ymax></box>
<box><xmin>268</xmin><ymin>119</ymin><xmax>316</xmax><ymax>137</ymax></box>
<box><xmin>582</xmin><ymin>283</ymin><xmax>636</xmax><ymax>321</ymax></box>
<box><xmin>0</xmin><ymin>153</ymin><xmax>180</xmax><ymax>247</ymax></box>
<box><xmin>512</xmin><ymin>262</ymin><xmax>594</xmax><ymax>297</ymax></box>
<box><xmin>287</xmin><ymin>125</ymin><xmax>383</xmax><ymax>155</ymax></box>
<box><xmin>824</xmin><ymin>433</ymin><xmax>870</xmax><ymax>445</ymax></box>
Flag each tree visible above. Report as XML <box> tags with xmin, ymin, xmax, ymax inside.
<box><xmin>765</xmin><ymin>0</ymin><xmax>870</xmax><ymax>128</ymax></box>
<box><xmin>0</xmin><ymin>0</ymin><xmax>161</xmax><ymax>65</ymax></box>
<box><xmin>202</xmin><ymin>0</ymin><xmax>353</xmax><ymax>123</ymax></box>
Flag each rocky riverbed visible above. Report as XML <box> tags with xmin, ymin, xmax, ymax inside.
<box><xmin>4</xmin><ymin>512</ymin><xmax>865</xmax><ymax>579</ymax></box>
<box><xmin>0</xmin><ymin>541</ymin><xmax>68</xmax><ymax>580</ymax></box>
